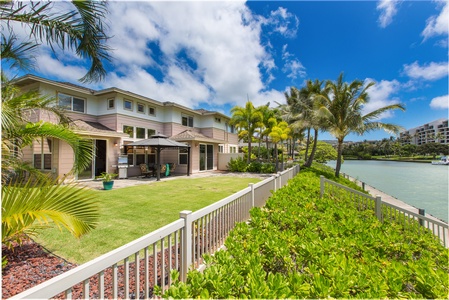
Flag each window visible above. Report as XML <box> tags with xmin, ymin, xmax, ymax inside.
<box><xmin>228</xmin><ymin>125</ymin><xmax>235</xmax><ymax>134</ymax></box>
<box><xmin>123</xmin><ymin>125</ymin><xmax>134</xmax><ymax>138</ymax></box>
<box><xmin>147</xmin><ymin>129</ymin><xmax>156</xmax><ymax>137</ymax></box>
<box><xmin>215</xmin><ymin>117</ymin><xmax>221</xmax><ymax>123</ymax></box>
<box><xmin>124</xmin><ymin>99</ymin><xmax>133</xmax><ymax>111</ymax></box>
<box><xmin>58</xmin><ymin>93</ymin><xmax>85</xmax><ymax>113</ymax></box>
<box><xmin>148</xmin><ymin>106</ymin><xmax>156</xmax><ymax>116</ymax></box>
<box><xmin>230</xmin><ymin>146</ymin><xmax>237</xmax><ymax>153</ymax></box>
<box><xmin>182</xmin><ymin>115</ymin><xmax>194</xmax><ymax>127</ymax></box>
<box><xmin>137</xmin><ymin>103</ymin><xmax>145</xmax><ymax>113</ymax></box>
<box><xmin>218</xmin><ymin>145</ymin><xmax>224</xmax><ymax>153</ymax></box>
<box><xmin>179</xmin><ymin>148</ymin><xmax>188</xmax><ymax>165</ymax></box>
<box><xmin>136</xmin><ymin>127</ymin><xmax>145</xmax><ymax>139</ymax></box>
<box><xmin>108</xmin><ymin>98</ymin><xmax>115</xmax><ymax>109</ymax></box>
<box><xmin>34</xmin><ymin>137</ymin><xmax>52</xmax><ymax>170</ymax></box>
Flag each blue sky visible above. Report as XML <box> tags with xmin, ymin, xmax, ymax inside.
<box><xmin>4</xmin><ymin>0</ymin><xmax>448</xmax><ymax>142</ymax></box>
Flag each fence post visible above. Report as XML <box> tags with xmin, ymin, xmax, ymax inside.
<box><xmin>375</xmin><ymin>196</ymin><xmax>382</xmax><ymax>222</ymax></box>
<box><xmin>249</xmin><ymin>183</ymin><xmax>255</xmax><ymax>208</ymax></box>
<box><xmin>419</xmin><ymin>208</ymin><xmax>425</xmax><ymax>226</ymax></box>
<box><xmin>320</xmin><ymin>176</ymin><xmax>324</xmax><ymax>198</ymax></box>
<box><xmin>179</xmin><ymin>210</ymin><xmax>193</xmax><ymax>282</ymax></box>
<box><xmin>362</xmin><ymin>182</ymin><xmax>365</xmax><ymax>191</ymax></box>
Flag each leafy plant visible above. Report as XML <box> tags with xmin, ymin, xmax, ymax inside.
<box><xmin>227</xmin><ymin>157</ymin><xmax>247</xmax><ymax>172</ymax></box>
<box><xmin>2</xmin><ymin>177</ymin><xmax>99</xmax><ymax>250</ymax></box>
<box><xmin>162</xmin><ymin>165</ymin><xmax>448</xmax><ymax>298</ymax></box>
<box><xmin>96</xmin><ymin>172</ymin><xmax>118</xmax><ymax>182</ymax></box>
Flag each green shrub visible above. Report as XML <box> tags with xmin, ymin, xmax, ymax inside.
<box><xmin>260</xmin><ymin>163</ymin><xmax>275</xmax><ymax>174</ymax></box>
<box><xmin>227</xmin><ymin>157</ymin><xmax>247</xmax><ymax>172</ymax></box>
<box><xmin>247</xmin><ymin>161</ymin><xmax>262</xmax><ymax>173</ymax></box>
<box><xmin>162</xmin><ymin>166</ymin><xmax>448</xmax><ymax>299</ymax></box>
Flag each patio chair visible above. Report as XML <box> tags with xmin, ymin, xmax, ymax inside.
<box><xmin>139</xmin><ymin>164</ymin><xmax>152</xmax><ymax>178</ymax></box>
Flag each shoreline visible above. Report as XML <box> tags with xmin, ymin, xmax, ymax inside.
<box><xmin>344</xmin><ymin>173</ymin><xmax>448</xmax><ymax>224</ymax></box>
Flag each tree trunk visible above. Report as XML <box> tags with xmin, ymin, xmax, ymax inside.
<box><xmin>304</xmin><ymin>127</ymin><xmax>311</xmax><ymax>162</ymax></box>
<box><xmin>247</xmin><ymin>140</ymin><xmax>252</xmax><ymax>164</ymax></box>
<box><xmin>274</xmin><ymin>143</ymin><xmax>279</xmax><ymax>172</ymax></box>
<box><xmin>335</xmin><ymin>138</ymin><xmax>344</xmax><ymax>177</ymax></box>
<box><xmin>305</xmin><ymin>128</ymin><xmax>319</xmax><ymax>167</ymax></box>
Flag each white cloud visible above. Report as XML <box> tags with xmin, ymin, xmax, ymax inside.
<box><xmin>363</xmin><ymin>78</ymin><xmax>402</xmax><ymax>119</ymax></box>
<box><xmin>430</xmin><ymin>94</ymin><xmax>449</xmax><ymax>109</ymax></box>
<box><xmin>265</xmin><ymin>7</ymin><xmax>299</xmax><ymax>38</ymax></box>
<box><xmin>35</xmin><ymin>52</ymin><xmax>87</xmax><ymax>82</ymax></box>
<box><xmin>377</xmin><ymin>0</ymin><xmax>400</xmax><ymax>28</ymax></box>
<box><xmin>281</xmin><ymin>44</ymin><xmax>306</xmax><ymax>80</ymax></box>
<box><xmin>422</xmin><ymin>1</ymin><xmax>449</xmax><ymax>41</ymax></box>
<box><xmin>97</xmin><ymin>1</ymin><xmax>298</xmax><ymax>109</ymax></box>
<box><xmin>403</xmin><ymin>61</ymin><xmax>448</xmax><ymax>81</ymax></box>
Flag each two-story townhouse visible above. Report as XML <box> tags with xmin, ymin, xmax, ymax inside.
<box><xmin>13</xmin><ymin>74</ymin><xmax>239</xmax><ymax>180</ymax></box>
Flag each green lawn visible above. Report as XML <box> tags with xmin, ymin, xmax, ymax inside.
<box><xmin>35</xmin><ymin>176</ymin><xmax>261</xmax><ymax>264</ymax></box>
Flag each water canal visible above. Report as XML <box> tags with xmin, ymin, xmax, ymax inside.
<box><xmin>326</xmin><ymin>160</ymin><xmax>448</xmax><ymax>222</ymax></box>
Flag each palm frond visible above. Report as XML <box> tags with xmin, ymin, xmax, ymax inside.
<box><xmin>2</xmin><ymin>177</ymin><xmax>99</xmax><ymax>248</ymax></box>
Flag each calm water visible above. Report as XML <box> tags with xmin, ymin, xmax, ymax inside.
<box><xmin>326</xmin><ymin>160</ymin><xmax>449</xmax><ymax>222</ymax></box>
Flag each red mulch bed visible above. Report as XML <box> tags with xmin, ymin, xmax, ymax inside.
<box><xmin>2</xmin><ymin>239</ymin><xmax>185</xmax><ymax>299</ymax></box>
<box><xmin>2</xmin><ymin>240</ymin><xmax>77</xmax><ymax>299</ymax></box>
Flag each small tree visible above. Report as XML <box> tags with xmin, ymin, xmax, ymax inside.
<box><xmin>269</xmin><ymin>121</ymin><xmax>291</xmax><ymax>172</ymax></box>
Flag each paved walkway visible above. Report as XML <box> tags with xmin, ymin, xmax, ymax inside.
<box><xmin>78</xmin><ymin>170</ymin><xmax>271</xmax><ymax>190</ymax></box>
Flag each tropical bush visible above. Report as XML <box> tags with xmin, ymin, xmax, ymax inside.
<box><xmin>227</xmin><ymin>157</ymin><xmax>248</xmax><ymax>172</ymax></box>
<box><xmin>162</xmin><ymin>167</ymin><xmax>448</xmax><ymax>299</ymax></box>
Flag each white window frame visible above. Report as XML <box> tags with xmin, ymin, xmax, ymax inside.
<box><xmin>124</xmin><ymin>99</ymin><xmax>133</xmax><ymax>111</ymax></box>
<box><xmin>137</xmin><ymin>102</ymin><xmax>145</xmax><ymax>114</ymax></box>
<box><xmin>107</xmin><ymin>98</ymin><xmax>115</xmax><ymax>110</ymax></box>
<box><xmin>148</xmin><ymin>106</ymin><xmax>156</xmax><ymax>116</ymax></box>
<box><xmin>182</xmin><ymin>114</ymin><xmax>194</xmax><ymax>127</ymax></box>
<box><xmin>58</xmin><ymin>93</ymin><xmax>86</xmax><ymax>113</ymax></box>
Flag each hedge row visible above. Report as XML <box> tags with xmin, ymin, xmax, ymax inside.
<box><xmin>161</xmin><ymin>167</ymin><xmax>448</xmax><ymax>299</ymax></box>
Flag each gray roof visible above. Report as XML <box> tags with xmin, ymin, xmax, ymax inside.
<box><xmin>126</xmin><ymin>134</ymin><xmax>190</xmax><ymax>148</ymax></box>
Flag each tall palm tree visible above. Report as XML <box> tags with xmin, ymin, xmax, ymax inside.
<box><xmin>315</xmin><ymin>73</ymin><xmax>405</xmax><ymax>177</ymax></box>
<box><xmin>230</xmin><ymin>101</ymin><xmax>263</xmax><ymax>163</ymax></box>
<box><xmin>299</xmin><ymin>79</ymin><xmax>325</xmax><ymax>167</ymax></box>
<box><xmin>1</xmin><ymin>1</ymin><xmax>111</xmax><ymax>83</ymax></box>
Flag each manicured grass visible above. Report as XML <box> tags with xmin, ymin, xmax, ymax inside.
<box><xmin>34</xmin><ymin>176</ymin><xmax>261</xmax><ymax>264</ymax></box>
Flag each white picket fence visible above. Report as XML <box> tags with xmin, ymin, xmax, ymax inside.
<box><xmin>10</xmin><ymin>165</ymin><xmax>300</xmax><ymax>300</ymax></box>
<box><xmin>320</xmin><ymin>176</ymin><xmax>449</xmax><ymax>248</ymax></box>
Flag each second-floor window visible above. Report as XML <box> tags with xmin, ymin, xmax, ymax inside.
<box><xmin>124</xmin><ymin>99</ymin><xmax>133</xmax><ymax>111</ymax></box>
<box><xmin>148</xmin><ymin>106</ymin><xmax>156</xmax><ymax>116</ymax></box>
<box><xmin>108</xmin><ymin>98</ymin><xmax>115</xmax><ymax>109</ymax></box>
<box><xmin>182</xmin><ymin>115</ymin><xmax>194</xmax><ymax>127</ymax></box>
<box><xmin>58</xmin><ymin>93</ymin><xmax>85</xmax><ymax>113</ymax></box>
<box><xmin>137</xmin><ymin>103</ymin><xmax>145</xmax><ymax>113</ymax></box>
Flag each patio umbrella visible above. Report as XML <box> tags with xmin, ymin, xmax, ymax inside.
<box><xmin>126</xmin><ymin>134</ymin><xmax>191</xmax><ymax>181</ymax></box>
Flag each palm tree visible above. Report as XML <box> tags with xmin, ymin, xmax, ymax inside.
<box><xmin>1</xmin><ymin>75</ymin><xmax>93</xmax><ymax>183</ymax></box>
<box><xmin>230</xmin><ymin>101</ymin><xmax>263</xmax><ymax>163</ymax></box>
<box><xmin>315</xmin><ymin>73</ymin><xmax>405</xmax><ymax>177</ymax></box>
<box><xmin>1</xmin><ymin>75</ymin><xmax>98</xmax><ymax>249</ymax></box>
<box><xmin>299</xmin><ymin>79</ymin><xmax>325</xmax><ymax>167</ymax></box>
<box><xmin>1</xmin><ymin>1</ymin><xmax>111</xmax><ymax>83</ymax></box>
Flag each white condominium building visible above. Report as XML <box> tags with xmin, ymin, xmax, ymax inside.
<box><xmin>399</xmin><ymin>119</ymin><xmax>449</xmax><ymax>145</ymax></box>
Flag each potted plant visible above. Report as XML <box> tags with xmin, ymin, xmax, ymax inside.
<box><xmin>97</xmin><ymin>172</ymin><xmax>118</xmax><ymax>190</ymax></box>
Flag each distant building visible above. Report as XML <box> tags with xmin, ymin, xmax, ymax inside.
<box><xmin>399</xmin><ymin>119</ymin><xmax>449</xmax><ymax>145</ymax></box>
